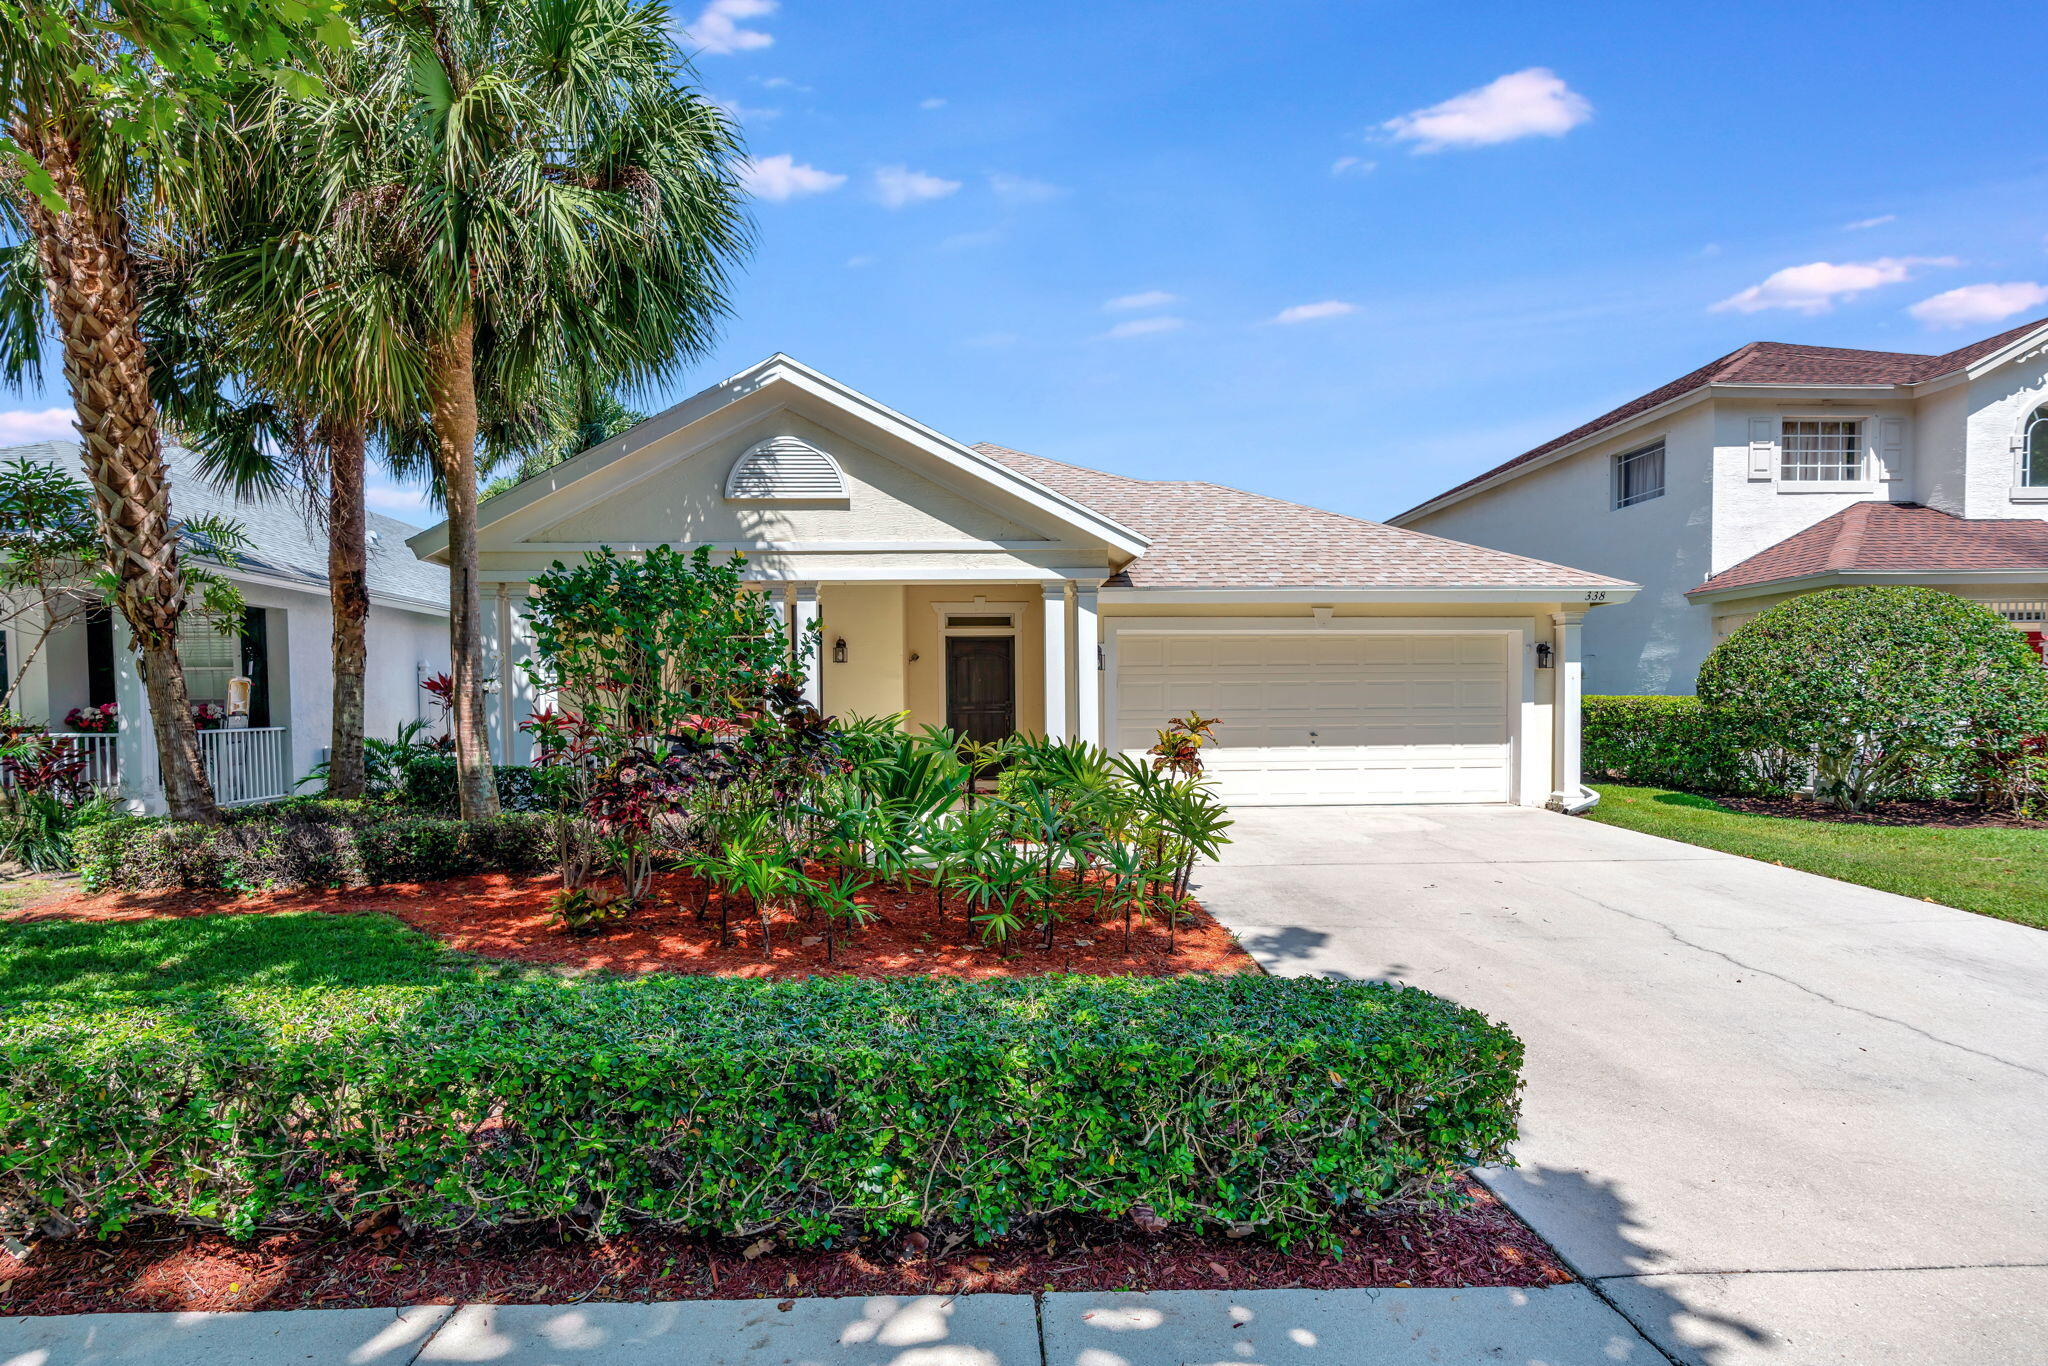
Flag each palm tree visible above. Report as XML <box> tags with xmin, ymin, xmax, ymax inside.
<box><xmin>294</xmin><ymin>0</ymin><xmax>751</xmax><ymax>820</ymax></box>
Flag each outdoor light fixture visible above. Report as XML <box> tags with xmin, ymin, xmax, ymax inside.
<box><xmin>1535</xmin><ymin>642</ymin><xmax>1555</xmax><ymax>669</ymax></box>
<box><xmin>832</xmin><ymin>637</ymin><xmax>847</xmax><ymax>664</ymax></box>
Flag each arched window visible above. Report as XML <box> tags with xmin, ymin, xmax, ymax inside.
<box><xmin>2026</xmin><ymin>403</ymin><xmax>2048</xmax><ymax>489</ymax></box>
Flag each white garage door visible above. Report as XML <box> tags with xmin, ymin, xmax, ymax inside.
<box><xmin>1112</xmin><ymin>631</ymin><xmax>1514</xmax><ymax>805</ymax></box>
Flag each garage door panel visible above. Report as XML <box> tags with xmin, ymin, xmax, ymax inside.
<box><xmin>1112</xmin><ymin>631</ymin><xmax>1513</xmax><ymax>805</ymax></box>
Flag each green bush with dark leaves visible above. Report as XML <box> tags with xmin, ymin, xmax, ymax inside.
<box><xmin>0</xmin><ymin>973</ymin><xmax>1522</xmax><ymax>1248</ymax></box>
<box><xmin>1583</xmin><ymin>694</ymin><xmax>1757</xmax><ymax>794</ymax></box>
<box><xmin>1698</xmin><ymin>586</ymin><xmax>2048</xmax><ymax>811</ymax></box>
<box><xmin>397</xmin><ymin>755</ymin><xmax>574</xmax><ymax>814</ymax></box>
<box><xmin>72</xmin><ymin>807</ymin><xmax>554</xmax><ymax>892</ymax></box>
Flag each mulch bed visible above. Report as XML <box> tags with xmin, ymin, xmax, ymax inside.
<box><xmin>8</xmin><ymin>870</ymin><xmax>1260</xmax><ymax>979</ymax></box>
<box><xmin>0</xmin><ymin>1178</ymin><xmax>1567</xmax><ymax>1315</ymax></box>
<box><xmin>1713</xmin><ymin>795</ymin><xmax>2048</xmax><ymax>830</ymax></box>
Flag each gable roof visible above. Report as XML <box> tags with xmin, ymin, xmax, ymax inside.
<box><xmin>973</xmin><ymin>444</ymin><xmax>1630</xmax><ymax>591</ymax></box>
<box><xmin>1689</xmin><ymin>501</ymin><xmax>2048</xmax><ymax>598</ymax></box>
<box><xmin>6</xmin><ymin>440</ymin><xmax>448</xmax><ymax>612</ymax></box>
<box><xmin>1394</xmin><ymin>314</ymin><xmax>2048</xmax><ymax>521</ymax></box>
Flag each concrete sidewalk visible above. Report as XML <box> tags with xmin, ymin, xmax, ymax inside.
<box><xmin>1</xmin><ymin>1285</ymin><xmax>1658</xmax><ymax>1363</ymax></box>
<box><xmin>1198</xmin><ymin>804</ymin><xmax>2048</xmax><ymax>1366</ymax></box>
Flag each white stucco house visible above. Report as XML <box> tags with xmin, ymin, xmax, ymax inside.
<box><xmin>2</xmin><ymin>441</ymin><xmax>452</xmax><ymax>811</ymax></box>
<box><xmin>1389</xmin><ymin>315</ymin><xmax>2048</xmax><ymax>696</ymax></box>
<box><xmin>410</xmin><ymin>356</ymin><xmax>1636</xmax><ymax>809</ymax></box>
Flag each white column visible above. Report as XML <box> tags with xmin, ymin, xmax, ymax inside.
<box><xmin>1550</xmin><ymin>609</ymin><xmax>1587</xmax><ymax>801</ymax></box>
<box><xmin>506</xmin><ymin>588</ymin><xmax>536</xmax><ymax>765</ymax></box>
<box><xmin>491</xmin><ymin>584</ymin><xmax>512</xmax><ymax>763</ymax></box>
<box><xmin>109</xmin><ymin>618</ymin><xmax>159</xmax><ymax>814</ymax></box>
<box><xmin>1041</xmin><ymin>582</ymin><xmax>1068</xmax><ymax>740</ymax></box>
<box><xmin>1073</xmin><ymin>584</ymin><xmax>1100</xmax><ymax>746</ymax></box>
<box><xmin>789</xmin><ymin>582</ymin><xmax>822</xmax><ymax>710</ymax></box>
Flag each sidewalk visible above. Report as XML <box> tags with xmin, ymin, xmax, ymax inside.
<box><xmin>2</xmin><ymin>1285</ymin><xmax>1660</xmax><ymax>1363</ymax></box>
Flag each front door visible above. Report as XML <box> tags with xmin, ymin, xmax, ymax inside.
<box><xmin>945</xmin><ymin>635</ymin><xmax>1015</xmax><ymax>743</ymax></box>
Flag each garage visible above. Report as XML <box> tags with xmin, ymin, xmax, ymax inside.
<box><xmin>1109</xmin><ymin>629</ymin><xmax>1515</xmax><ymax>805</ymax></box>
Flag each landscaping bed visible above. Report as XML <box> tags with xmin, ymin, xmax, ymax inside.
<box><xmin>7</xmin><ymin>870</ymin><xmax>1256</xmax><ymax>979</ymax></box>
<box><xmin>0</xmin><ymin>1177</ymin><xmax>1565</xmax><ymax>1316</ymax></box>
<box><xmin>1711</xmin><ymin>794</ymin><xmax>2048</xmax><ymax>830</ymax></box>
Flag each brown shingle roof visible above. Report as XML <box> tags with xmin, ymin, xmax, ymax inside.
<box><xmin>972</xmin><ymin>443</ymin><xmax>1630</xmax><ymax>591</ymax></box>
<box><xmin>1689</xmin><ymin>502</ymin><xmax>2048</xmax><ymax>596</ymax></box>
<box><xmin>1400</xmin><ymin>315</ymin><xmax>2048</xmax><ymax>518</ymax></box>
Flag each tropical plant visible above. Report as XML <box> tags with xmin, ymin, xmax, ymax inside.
<box><xmin>1148</xmin><ymin>711</ymin><xmax>1220</xmax><ymax>777</ymax></box>
<box><xmin>809</xmin><ymin>868</ymin><xmax>872</xmax><ymax>964</ymax></box>
<box><xmin>280</xmin><ymin>0</ymin><xmax>750</xmax><ymax>821</ymax></box>
<box><xmin>1698</xmin><ymin>587</ymin><xmax>2048</xmax><ymax>811</ymax></box>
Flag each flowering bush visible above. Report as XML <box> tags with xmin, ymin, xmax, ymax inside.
<box><xmin>64</xmin><ymin>703</ymin><xmax>116</xmax><ymax>734</ymax></box>
<box><xmin>190</xmin><ymin>701</ymin><xmax>225</xmax><ymax>729</ymax></box>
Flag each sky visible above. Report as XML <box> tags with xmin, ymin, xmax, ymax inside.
<box><xmin>9</xmin><ymin>0</ymin><xmax>2048</xmax><ymax>527</ymax></box>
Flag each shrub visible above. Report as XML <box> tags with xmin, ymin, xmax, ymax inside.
<box><xmin>0</xmin><ymin>973</ymin><xmax>1522</xmax><ymax>1248</ymax></box>
<box><xmin>73</xmin><ymin>810</ymin><xmax>555</xmax><ymax>892</ymax></box>
<box><xmin>1583</xmin><ymin>695</ymin><xmax>1755</xmax><ymax>793</ymax></box>
<box><xmin>398</xmin><ymin>755</ymin><xmax>572</xmax><ymax>814</ymax></box>
<box><xmin>1698</xmin><ymin>587</ymin><xmax>2048</xmax><ymax>811</ymax></box>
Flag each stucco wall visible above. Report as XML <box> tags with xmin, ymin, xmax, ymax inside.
<box><xmin>1404</xmin><ymin>405</ymin><xmax>1713</xmax><ymax>696</ymax></box>
<box><xmin>1706</xmin><ymin>398</ymin><xmax>1919</xmax><ymax>574</ymax></box>
<box><xmin>902</xmin><ymin>586</ymin><xmax>1047</xmax><ymax>737</ymax></box>
<box><xmin>1965</xmin><ymin>344</ymin><xmax>2048</xmax><ymax>518</ymax></box>
<box><xmin>818</xmin><ymin>584</ymin><xmax>907</xmax><ymax>722</ymax></box>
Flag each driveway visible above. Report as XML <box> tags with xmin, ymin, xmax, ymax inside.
<box><xmin>1196</xmin><ymin>804</ymin><xmax>2048</xmax><ymax>1366</ymax></box>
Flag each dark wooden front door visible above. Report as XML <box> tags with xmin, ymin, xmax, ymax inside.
<box><xmin>945</xmin><ymin>635</ymin><xmax>1015</xmax><ymax>743</ymax></box>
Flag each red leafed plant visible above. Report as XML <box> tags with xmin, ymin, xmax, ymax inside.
<box><xmin>1147</xmin><ymin>712</ymin><xmax>1221</xmax><ymax>777</ymax></box>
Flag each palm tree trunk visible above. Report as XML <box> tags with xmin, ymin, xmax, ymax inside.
<box><xmin>16</xmin><ymin>120</ymin><xmax>216</xmax><ymax>822</ymax></box>
<box><xmin>423</xmin><ymin>316</ymin><xmax>499</xmax><ymax>820</ymax></box>
<box><xmin>322</xmin><ymin>416</ymin><xmax>370</xmax><ymax>798</ymax></box>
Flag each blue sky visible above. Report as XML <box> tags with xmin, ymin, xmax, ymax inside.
<box><xmin>9</xmin><ymin>0</ymin><xmax>2047</xmax><ymax>527</ymax></box>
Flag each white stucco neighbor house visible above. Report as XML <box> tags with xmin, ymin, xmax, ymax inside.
<box><xmin>3</xmin><ymin>441</ymin><xmax>452</xmax><ymax>812</ymax></box>
<box><xmin>1388</xmin><ymin>314</ymin><xmax>2048</xmax><ymax>696</ymax></box>
<box><xmin>409</xmin><ymin>355</ymin><xmax>1636</xmax><ymax>809</ymax></box>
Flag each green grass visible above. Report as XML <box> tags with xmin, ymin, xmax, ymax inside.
<box><xmin>1585</xmin><ymin>784</ymin><xmax>2048</xmax><ymax>931</ymax></box>
<box><xmin>0</xmin><ymin>906</ymin><xmax>532</xmax><ymax>1005</ymax></box>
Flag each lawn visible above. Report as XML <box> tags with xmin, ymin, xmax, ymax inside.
<box><xmin>1585</xmin><ymin>784</ymin><xmax>2048</xmax><ymax>931</ymax></box>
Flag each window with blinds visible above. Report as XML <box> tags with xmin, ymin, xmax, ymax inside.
<box><xmin>176</xmin><ymin>618</ymin><xmax>240</xmax><ymax>706</ymax></box>
<box><xmin>1612</xmin><ymin>441</ymin><xmax>1665</xmax><ymax>509</ymax></box>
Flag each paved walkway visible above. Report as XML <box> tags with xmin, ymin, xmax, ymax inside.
<box><xmin>2</xmin><ymin>1286</ymin><xmax>1658</xmax><ymax>1363</ymax></box>
<box><xmin>1197</xmin><ymin>804</ymin><xmax>2048</xmax><ymax>1366</ymax></box>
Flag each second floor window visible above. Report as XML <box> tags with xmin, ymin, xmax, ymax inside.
<box><xmin>2024</xmin><ymin>404</ymin><xmax>2048</xmax><ymax>488</ymax></box>
<box><xmin>1613</xmin><ymin>441</ymin><xmax>1666</xmax><ymax>508</ymax></box>
<box><xmin>1781</xmin><ymin>418</ymin><xmax>1865</xmax><ymax>482</ymax></box>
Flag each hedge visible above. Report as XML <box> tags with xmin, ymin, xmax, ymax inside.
<box><xmin>1583</xmin><ymin>694</ymin><xmax>1758</xmax><ymax>794</ymax></box>
<box><xmin>73</xmin><ymin>808</ymin><xmax>555</xmax><ymax>893</ymax></box>
<box><xmin>398</xmin><ymin>756</ymin><xmax>574</xmax><ymax>814</ymax></box>
<box><xmin>0</xmin><ymin>974</ymin><xmax>1522</xmax><ymax>1250</ymax></box>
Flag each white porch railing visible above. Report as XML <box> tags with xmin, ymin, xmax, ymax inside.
<box><xmin>197</xmin><ymin>726</ymin><xmax>292</xmax><ymax>807</ymax></box>
<box><xmin>2</xmin><ymin>732</ymin><xmax>120</xmax><ymax>791</ymax></box>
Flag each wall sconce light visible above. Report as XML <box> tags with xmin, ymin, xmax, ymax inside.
<box><xmin>832</xmin><ymin>637</ymin><xmax>847</xmax><ymax>664</ymax></box>
<box><xmin>1535</xmin><ymin>642</ymin><xmax>1555</xmax><ymax>669</ymax></box>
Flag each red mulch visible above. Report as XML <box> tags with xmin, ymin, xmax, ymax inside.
<box><xmin>0</xmin><ymin>1178</ymin><xmax>1567</xmax><ymax>1315</ymax></box>
<box><xmin>8</xmin><ymin>870</ymin><xmax>1259</xmax><ymax>980</ymax></box>
<box><xmin>1713</xmin><ymin>795</ymin><xmax>2048</xmax><ymax>830</ymax></box>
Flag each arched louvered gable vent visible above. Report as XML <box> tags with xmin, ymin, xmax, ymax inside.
<box><xmin>724</xmin><ymin>435</ymin><xmax>849</xmax><ymax>500</ymax></box>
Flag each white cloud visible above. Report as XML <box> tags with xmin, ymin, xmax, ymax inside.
<box><xmin>844</xmin><ymin>254</ymin><xmax>875</xmax><ymax>268</ymax></box>
<box><xmin>1271</xmin><ymin>300</ymin><xmax>1359</xmax><ymax>324</ymax></box>
<box><xmin>1844</xmin><ymin>214</ymin><xmax>1897</xmax><ymax>231</ymax></box>
<box><xmin>919</xmin><ymin>96</ymin><xmax>947</xmax><ymax>110</ymax></box>
<box><xmin>757</xmin><ymin>75</ymin><xmax>804</xmax><ymax>90</ymax></box>
<box><xmin>1907</xmin><ymin>281</ymin><xmax>2048</xmax><ymax>328</ymax></box>
<box><xmin>873</xmin><ymin>165</ymin><xmax>961</xmax><ymax>208</ymax></box>
<box><xmin>1330</xmin><ymin>155</ymin><xmax>1377</xmax><ymax>177</ymax></box>
<box><xmin>678</xmin><ymin>0</ymin><xmax>775</xmax><ymax>55</ymax></box>
<box><xmin>1382</xmin><ymin>67</ymin><xmax>1592</xmax><ymax>151</ymax></box>
<box><xmin>0</xmin><ymin>407</ymin><xmax>75</xmax><ymax>443</ymax></box>
<box><xmin>1711</xmin><ymin>256</ymin><xmax>1958</xmax><ymax>315</ymax></box>
<box><xmin>1101</xmin><ymin>316</ymin><xmax>1186</xmax><ymax>340</ymax></box>
<box><xmin>709</xmin><ymin>94</ymin><xmax>779</xmax><ymax>123</ymax></box>
<box><xmin>740</xmin><ymin>153</ymin><xmax>846</xmax><ymax>202</ymax></box>
<box><xmin>365</xmin><ymin>481</ymin><xmax>437</xmax><ymax>522</ymax></box>
<box><xmin>1104</xmin><ymin>290</ymin><xmax>1178</xmax><ymax>312</ymax></box>
<box><xmin>988</xmin><ymin>172</ymin><xmax>1065</xmax><ymax>205</ymax></box>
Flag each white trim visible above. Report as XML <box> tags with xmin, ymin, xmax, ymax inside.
<box><xmin>1041</xmin><ymin>582</ymin><xmax>1068</xmax><ymax>740</ymax></box>
<box><xmin>1101</xmin><ymin>585</ymin><xmax>1636</xmax><ymax>605</ymax></box>
<box><xmin>497</xmin><ymin>539</ymin><xmax>1055</xmax><ymax>554</ymax></box>
<box><xmin>934</xmin><ymin>596</ymin><xmax>1024</xmax><ymax>635</ymax></box>
<box><xmin>1957</xmin><ymin>322</ymin><xmax>2048</xmax><ymax>381</ymax></box>
<box><xmin>724</xmin><ymin>435</ymin><xmax>848</xmax><ymax>501</ymax></box>
<box><xmin>1689</xmin><ymin>568</ymin><xmax>2048</xmax><ymax>604</ymax></box>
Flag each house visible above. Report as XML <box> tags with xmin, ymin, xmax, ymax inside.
<box><xmin>3</xmin><ymin>441</ymin><xmax>452</xmax><ymax>811</ymax></box>
<box><xmin>409</xmin><ymin>356</ymin><xmax>1636</xmax><ymax>808</ymax></box>
<box><xmin>1388</xmin><ymin>316</ymin><xmax>2048</xmax><ymax>696</ymax></box>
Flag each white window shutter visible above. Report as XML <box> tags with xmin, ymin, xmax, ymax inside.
<box><xmin>1747</xmin><ymin>417</ymin><xmax>1776</xmax><ymax>480</ymax></box>
<box><xmin>1876</xmin><ymin>417</ymin><xmax>1908</xmax><ymax>482</ymax></box>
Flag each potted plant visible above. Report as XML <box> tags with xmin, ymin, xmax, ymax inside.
<box><xmin>64</xmin><ymin>702</ymin><xmax>117</xmax><ymax>734</ymax></box>
<box><xmin>191</xmin><ymin>702</ymin><xmax>225</xmax><ymax>731</ymax></box>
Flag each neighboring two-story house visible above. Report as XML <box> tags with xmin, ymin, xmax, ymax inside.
<box><xmin>1389</xmin><ymin>315</ymin><xmax>2048</xmax><ymax>696</ymax></box>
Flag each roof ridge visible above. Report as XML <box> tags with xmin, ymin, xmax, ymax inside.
<box><xmin>1826</xmin><ymin>502</ymin><xmax>1874</xmax><ymax>572</ymax></box>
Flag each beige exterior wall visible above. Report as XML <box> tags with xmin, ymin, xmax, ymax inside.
<box><xmin>817</xmin><ymin>584</ymin><xmax>907</xmax><ymax>722</ymax></box>
<box><xmin>902</xmin><ymin>586</ymin><xmax>1047</xmax><ymax>736</ymax></box>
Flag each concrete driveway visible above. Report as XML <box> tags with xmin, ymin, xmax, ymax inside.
<box><xmin>1197</xmin><ymin>804</ymin><xmax>2048</xmax><ymax>1366</ymax></box>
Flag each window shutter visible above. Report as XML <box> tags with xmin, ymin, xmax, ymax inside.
<box><xmin>1747</xmin><ymin>417</ymin><xmax>1776</xmax><ymax>480</ymax></box>
<box><xmin>1876</xmin><ymin>417</ymin><xmax>1907</xmax><ymax>482</ymax></box>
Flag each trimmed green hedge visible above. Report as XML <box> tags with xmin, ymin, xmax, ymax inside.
<box><xmin>398</xmin><ymin>756</ymin><xmax>574</xmax><ymax>814</ymax></box>
<box><xmin>73</xmin><ymin>808</ymin><xmax>555</xmax><ymax>893</ymax></box>
<box><xmin>1583</xmin><ymin>695</ymin><xmax>1757</xmax><ymax>794</ymax></box>
<box><xmin>0</xmin><ymin>974</ymin><xmax>1523</xmax><ymax>1249</ymax></box>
